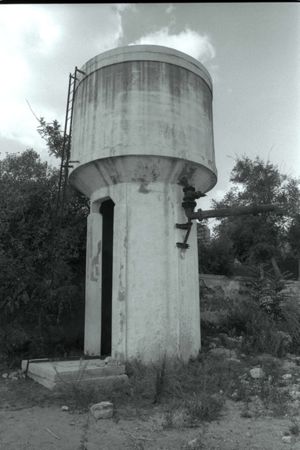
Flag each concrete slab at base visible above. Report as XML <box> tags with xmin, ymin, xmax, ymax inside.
<box><xmin>21</xmin><ymin>359</ymin><xmax>128</xmax><ymax>390</ymax></box>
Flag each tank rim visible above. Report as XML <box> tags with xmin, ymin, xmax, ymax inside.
<box><xmin>80</xmin><ymin>45</ymin><xmax>213</xmax><ymax>91</ymax></box>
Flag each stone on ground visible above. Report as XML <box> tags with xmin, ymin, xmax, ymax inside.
<box><xmin>90</xmin><ymin>401</ymin><xmax>113</xmax><ymax>419</ymax></box>
<box><xmin>250</xmin><ymin>368</ymin><xmax>265</xmax><ymax>379</ymax></box>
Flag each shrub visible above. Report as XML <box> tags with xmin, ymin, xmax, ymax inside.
<box><xmin>0</xmin><ymin>324</ymin><xmax>31</xmax><ymax>367</ymax></box>
<box><xmin>226</xmin><ymin>298</ymin><xmax>293</xmax><ymax>357</ymax></box>
<box><xmin>184</xmin><ymin>392</ymin><xmax>224</xmax><ymax>423</ymax></box>
<box><xmin>218</xmin><ymin>270</ymin><xmax>300</xmax><ymax>357</ymax></box>
<box><xmin>126</xmin><ymin>356</ymin><xmax>242</xmax><ymax>423</ymax></box>
<box><xmin>279</xmin><ymin>295</ymin><xmax>300</xmax><ymax>353</ymax></box>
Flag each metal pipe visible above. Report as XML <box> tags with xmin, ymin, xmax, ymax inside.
<box><xmin>188</xmin><ymin>204</ymin><xmax>284</xmax><ymax>221</ymax></box>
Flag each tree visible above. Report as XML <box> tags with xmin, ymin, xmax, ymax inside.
<box><xmin>198</xmin><ymin>223</ymin><xmax>235</xmax><ymax>276</ymax></box>
<box><xmin>37</xmin><ymin>118</ymin><xmax>65</xmax><ymax>158</ymax></box>
<box><xmin>0</xmin><ymin>148</ymin><xmax>89</xmax><ymax>361</ymax></box>
<box><xmin>209</xmin><ymin>156</ymin><xmax>300</xmax><ymax>278</ymax></box>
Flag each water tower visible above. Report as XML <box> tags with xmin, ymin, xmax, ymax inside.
<box><xmin>69</xmin><ymin>45</ymin><xmax>217</xmax><ymax>363</ymax></box>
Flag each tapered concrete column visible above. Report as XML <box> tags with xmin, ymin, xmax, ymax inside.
<box><xmin>84</xmin><ymin>207</ymin><xmax>103</xmax><ymax>356</ymax></box>
<box><xmin>89</xmin><ymin>181</ymin><xmax>200</xmax><ymax>363</ymax></box>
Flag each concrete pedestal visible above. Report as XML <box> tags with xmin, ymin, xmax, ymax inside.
<box><xmin>84</xmin><ymin>180</ymin><xmax>201</xmax><ymax>363</ymax></box>
<box><xmin>21</xmin><ymin>359</ymin><xmax>127</xmax><ymax>390</ymax></box>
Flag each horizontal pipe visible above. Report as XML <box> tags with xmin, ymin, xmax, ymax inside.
<box><xmin>189</xmin><ymin>204</ymin><xmax>284</xmax><ymax>221</ymax></box>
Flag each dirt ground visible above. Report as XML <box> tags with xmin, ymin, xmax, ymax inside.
<box><xmin>1</xmin><ymin>377</ymin><xmax>300</xmax><ymax>450</ymax></box>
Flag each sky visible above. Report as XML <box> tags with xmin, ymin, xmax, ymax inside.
<box><xmin>0</xmin><ymin>2</ymin><xmax>299</xmax><ymax>209</ymax></box>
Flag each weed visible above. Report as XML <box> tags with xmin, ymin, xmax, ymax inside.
<box><xmin>126</xmin><ymin>435</ymin><xmax>145</xmax><ymax>450</ymax></box>
<box><xmin>161</xmin><ymin>407</ymin><xmax>190</xmax><ymax>429</ymax></box>
<box><xmin>233</xmin><ymin>368</ymin><xmax>290</xmax><ymax>418</ymax></box>
<box><xmin>153</xmin><ymin>355</ymin><xmax>167</xmax><ymax>404</ymax></box>
<box><xmin>126</xmin><ymin>359</ymin><xmax>158</xmax><ymax>404</ymax></box>
<box><xmin>53</xmin><ymin>360</ymin><xmax>95</xmax><ymax>411</ymax></box>
<box><xmin>56</xmin><ymin>380</ymin><xmax>97</xmax><ymax>412</ymax></box>
<box><xmin>240</xmin><ymin>406</ymin><xmax>252</xmax><ymax>418</ymax></box>
<box><xmin>126</xmin><ymin>356</ymin><xmax>232</xmax><ymax>424</ymax></box>
<box><xmin>78</xmin><ymin>414</ymin><xmax>90</xmax><ymax>450</ymax></box>
<box><xmin>161</xmin><ymin>410</ymin><xmax>174</xmax><ymax>429</ymax></box>
<box><xmin>203</xmin><ymin>269</ymin><xmax>300</xmax><ymax>358</ymax></box>
<box><xmin>53</xmin><ymin>360</ymin><xmax>128</xmax><ymax>412</ymax></box>
<box><xmin>289</xmin><ymin>420</ymin><xmax>300</xmax><ymax>436</ymax></box>
<box><xmin>258</xmin><ymin>378</ymin><xmax>289</xmax><ymax>416</ymax></box>
<box><xmin>184</xmin><ymin>392</ymin><xmax>225</xmax><ymax>423</ymax></box>
<box><xmin>181</xmin><ymin>435</ymin><xmax>205</xmax><ymax>449</ymax></box>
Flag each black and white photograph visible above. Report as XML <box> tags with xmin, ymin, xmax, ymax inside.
<box><xmin>0</xmin><ymin>3</ymin><xmax>300</xmax><ymax>449</ymax></box>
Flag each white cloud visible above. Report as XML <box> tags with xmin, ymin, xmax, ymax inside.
<box><xmin>130</xmin><ymin>27</ymin><xmax>216</xmax><ymax>63</ymax></box>
<box><xmin>94</xmin><ymin>6</ymin><xmax>124</xmax><ymax>52</ymax></box>
<box><xmin>114</xmin><ymin>4</ymin><xmax>131</xmax><ymax>13</ymax></box>
<box><xmin>0</xmin><ymin>4</ymin><xmax>126</xmax><ymax>158</ymax></box>
<box><xmin>166</xmin><ymin>4</ymin><xmax>175</xmax><ymax>15</ymax></box>
<box><xmin>0</xmin><ymin>5</ymin><xmax>62</xmax><ymax>153</ymax></box>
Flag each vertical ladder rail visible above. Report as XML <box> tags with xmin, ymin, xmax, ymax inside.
<box><xmin>56</xmin><ymin>66</ymin><xmax>85</xmax><ymax>218</ymax></box>
<box><xmin>56</xmin><ymin>73</ymin><xmax>73</xmax><ymax>213</ymax></box>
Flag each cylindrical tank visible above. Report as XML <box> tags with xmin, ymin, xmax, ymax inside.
<box><xmin>69</xmin><ymin>45</ymin><xmax>216</xmax><ymax>195</ymax></box>
<box><xmin>69</xmin><ymin>45</ymin><xmax>217</xmax><ymax>363</ymax></box>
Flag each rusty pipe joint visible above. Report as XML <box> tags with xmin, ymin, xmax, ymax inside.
<box><xmin>181</xmin><ymin>186</ymin><xmax>205</xmax><ymax>218</ymax></box>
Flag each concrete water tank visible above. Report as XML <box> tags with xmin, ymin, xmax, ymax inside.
<box><xmin>69</xmin><ymin>45</ymin><xmax>217</xmax><ymax>363</ymax></box>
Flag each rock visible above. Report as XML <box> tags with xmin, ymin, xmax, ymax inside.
<box><xmin>231</xmin><ymin>390</ymin><xmax>239</xmax><ymax>400</ymax></box>
<box><xmin>286</xmin><ymin>353</ymin><xmax>298</xmax><ymax>360</ymax></box>
<box><xmin>8</xmin><ymin>371</ymin><xmax>18</xmax><ymax>379</ymax></box>
<box><xmin>250</xmin><ymin>368</ymin><xmax>265</xmax><ymax>379</ymax></box>
<box><xmin>223</xmin><ymin>335</ymin><xmax>243</xmax><ymax>350</ymax></box>
<box><xmin>282</xmin><ymin>360</ymin><xmax>298</xmax><ymax>371</ymax></box>
<box><xmin>209</xmin><ymin>347</ymin><xmax>238</xmax><ymax>359</ymax></box>
<box><xmin>289</xmin><ymin>390</ymin><xmax>300</xmax><ymax>400</ymax></box>
<box><xmin>255</xmin><ymin>354</ymin><xmax>281</xmax><ymax>367</ymax></box>
<box><xmin>186</xmin><ymin>437</ymin><xmax>202</xmax><ymax>449</ymax></box>
<box><xmin>227</xmin><ymin>357</ymin><xmax>241</xmax><ymax>364</ymax></box>
<box><xmin>104</xmin><ymin>357</ymin><xmax>113</xmax><ymax>365</ymax></box>
<box><xmin>2</xmin><ymin>373</ymin><xmax>8</xmax><ymax>379</ymax></box>
<box><xmin>282</xmin><ymin>374</ymin><xmax>292</xmax><ymax>380</ymax></box>
<box><xmin>282</xmin><ymin>435</ymin><xmax>292</xmax><ymax>444</ymax></box>
<box><xmin>61</xmin><ymin>405</ymin><xmax>69</xmax><ymax>411</ymax></box>
<box><xmin>90</xmin><ymin>402</ymin><xmax>113</xmax><ymax>420</ymax></box>
<box><xmin>209</xmin><ymin>337</ymin><xmax>221</xmax><ymax>346</ymax></box>
<box><xmin>287</xmin><ymin>399</ymin><xmax>300</xmax><ymax>415</ymax></box>
<box><xmin>209</xmin><ymin>342</ymin><xmax>217</xmax><ymax>349</ymax></box>
<box><xmin>241</xmin><ymin>409</ymin><xmax>253</xmax><ymax>418</ymax></box>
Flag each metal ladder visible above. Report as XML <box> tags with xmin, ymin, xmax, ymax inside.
<box><xmin>56</xmin><ymin>66</ymin><xmax>86</xmax><ymax>216</ymax></box>
<box><xmin>48</xmin><ymin>66</ymin><xmax>86</xmax><ymax>292</ymax></box>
